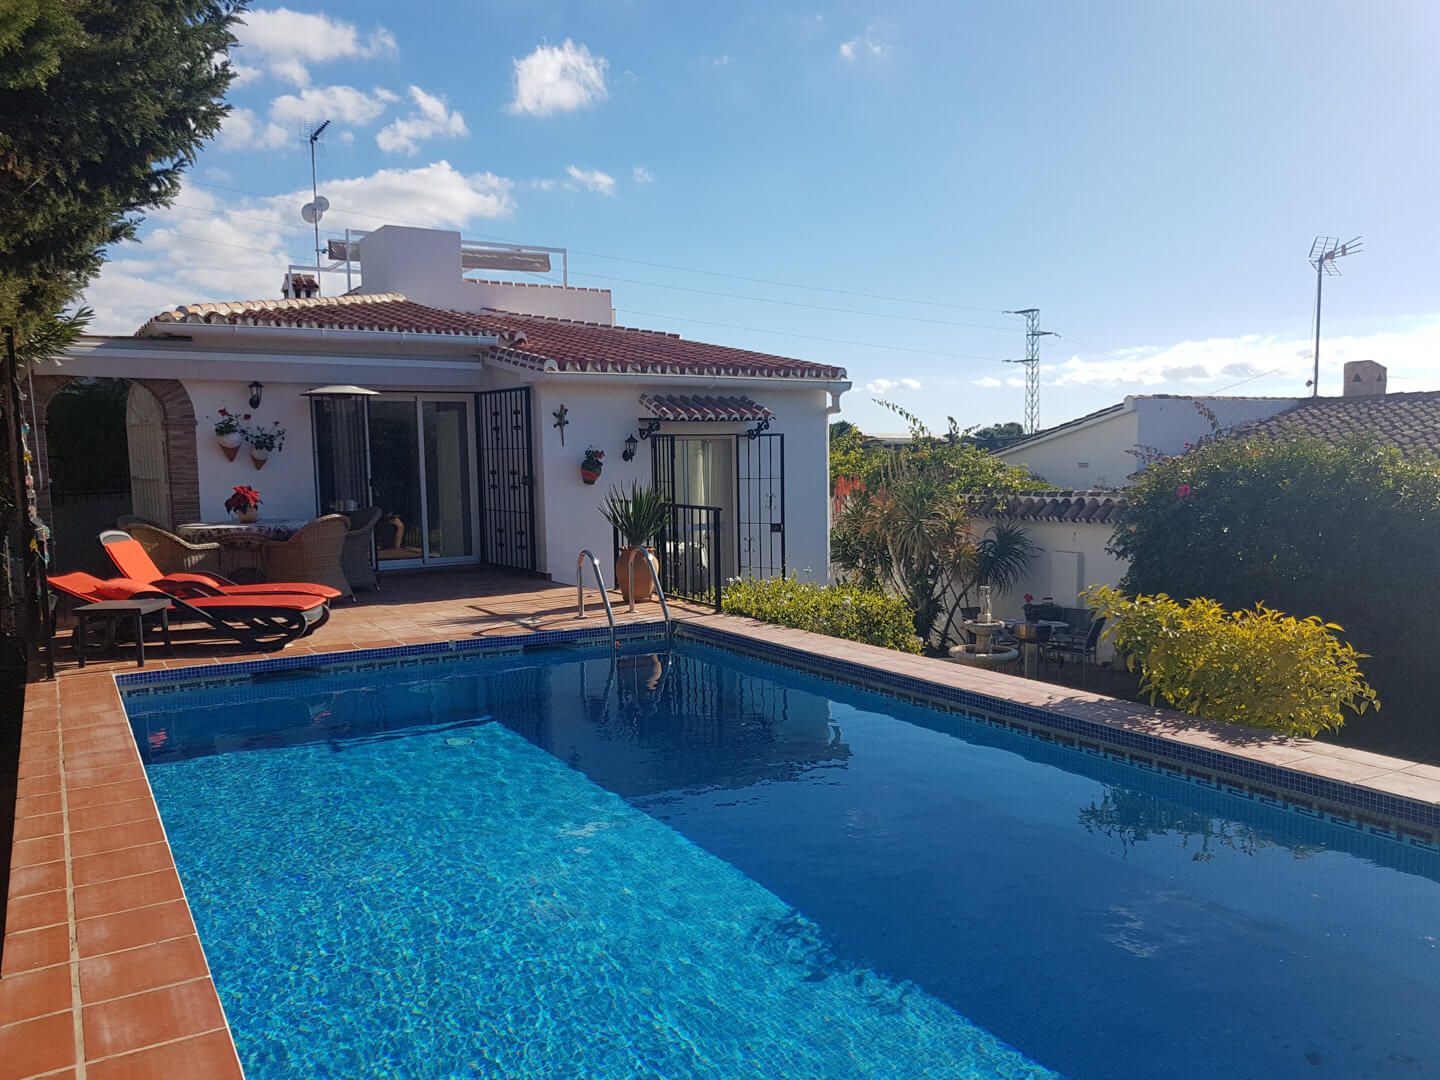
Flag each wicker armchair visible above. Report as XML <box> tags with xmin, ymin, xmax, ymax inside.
<box><xmin>262</xmin><ymin>515</ymin><xmax>352</xmax><ymax>601</ymax></box>
<box><xmin>123</xmin><ymin>523</ymin><xmax>222</xmax><ymax>575</ymax></box>
<box><xmin>115</xmin><ymin>513</ymin><xmax>166</xmax><ymax>530</ymax></box>
<box><xmin>341</xmin><ymin>506</ymin><xmax>381</xmax><ymax>592</ymax></box>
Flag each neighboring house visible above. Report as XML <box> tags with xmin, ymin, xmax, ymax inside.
<box><xmin>985</xmin><ymin>360</ymin><xmax>1436</xmax><ymax>618</ymax></box>
<box><xmin>33</xmin><ymin>225</ymin><xmax>850</xmax><ymax>596</ymax></box>
<box><xmin>994</xmin><ymin>395</ymin><xmax>1301</xmax><ymax>489</ymax></box>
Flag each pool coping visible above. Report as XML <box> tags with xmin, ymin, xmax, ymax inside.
<box><xmin>6</xmin><ymin>615</ymin><xmax>1440</xmax><ymax>1080</ymax></box>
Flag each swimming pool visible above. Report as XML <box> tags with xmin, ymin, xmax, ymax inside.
<box><xmin>121</xmin><ymin>637</ymin><xmax>1440</xmax><ymax>1080</ymax></box>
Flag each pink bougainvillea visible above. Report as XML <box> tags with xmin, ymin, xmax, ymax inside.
<box><xmin>1177</xmin><ymin>484</ymin><xmax>1193</xmax><ymax>499</ymax></box>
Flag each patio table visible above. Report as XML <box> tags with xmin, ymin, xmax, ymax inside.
<box><xmin>175</xmin><ymin>519</ymin><xmax>314</xmax><ymax>580</ymax></box>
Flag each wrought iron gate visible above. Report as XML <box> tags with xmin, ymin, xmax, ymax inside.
<box><xmin>476</xmin><ymin>387</ymin><xmax>536</xmax><ymax>571</ymax></box>
<box><xmin>649</xmin><ymin>434</ymin><xmax>722</xmax><ymax>608</ymax></box>
<box><xmin>736</xmin><ymin>432</ymin><xmax>784</xmax><ymax>579</ymax></box>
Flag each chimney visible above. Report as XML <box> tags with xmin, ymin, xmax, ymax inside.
<box><xmin>1342</xmin><ymin>360</ymin><xmax>1387</xmax><ymax>397</ymax></box>
<box><xmin>281</xmin><ymin>272</ymin><xmax>319</xmax><ymax>300</ymax></box>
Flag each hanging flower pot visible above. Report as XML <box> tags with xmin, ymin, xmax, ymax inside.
<box><xmin>581</xmin><ymin>447</ymin><xmax>604</xmax><ymax>485</ymax></box>
<box><xmin>250</xmin><ymin>447</ymin><xmax>269</xmax><ymax>470</ymax></box>
<box><xmin>217</xmin><ymin>431</ymin><xmax>242</xmax><ymax>460</ymax></box>
<box><xmin>242</xmin><ymin>420</ymin><xmax>286</xmax><ymax>472</ymax></box>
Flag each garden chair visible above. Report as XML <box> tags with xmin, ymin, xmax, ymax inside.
<box><xmin>341</xmin><ymin>506</ymin><xmax>381</xmax><ymax>592</ymax></box>
<box><xmin>99</xmin><ymin>530</ymin><xmax>341</xmax><ymax>601</ymax></box>
<box><xmin>115</xmin><ymin>513</ymin><xmax>166</xmax><ymax>530</ymax></box>
<box><xmin>1045</xmin><ymin>616</ymin><xmax>1106</xmax><ymax>667</ymax></box>
<box><xmin>51</xmin><ymin>571</ymin><xmax>330</xmax><ymax>652</ymax></box>
<box><xmin>262</xmin><ymin>515</ymin><xmax>352</xmax><ymax>601</ymax></box>
<box><xmin>122</xmin><ymin>522</ymin><xmax>222</xmax><ymax>575</ymax></box>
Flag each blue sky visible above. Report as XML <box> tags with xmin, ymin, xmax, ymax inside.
<box><xmin>83</xmin><ymin>1</ymin><xmax>1440</xmax><ymax>434</ymax></box>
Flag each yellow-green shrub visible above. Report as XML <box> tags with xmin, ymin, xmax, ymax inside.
<box><xmin>722</xmin><ymin>575</ymin><xmax>924</xmax><ymax>654</ymax></box>
<box><xmin>1084</xmin><ymin>586</ymin><xmax>1378</xmax><ymax>737</ymax></box>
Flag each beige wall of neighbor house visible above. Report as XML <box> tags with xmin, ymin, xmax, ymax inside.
<box><xmin>998</xmin><ymin>395</ymin><xmax>1298</xmax><ymax>488</ymax></box>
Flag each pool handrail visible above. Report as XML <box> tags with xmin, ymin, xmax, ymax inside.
<box><xmin>575</xmin><ymin>549</ymin><xmax>617</xmax><ymax>649</ymax></box>
<box><xmin>623</xmin><ymin>546</ymin><xmax>672</xmax><ymax>643</ymax></box>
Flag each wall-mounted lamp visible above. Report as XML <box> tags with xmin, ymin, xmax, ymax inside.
<box><xmin>622</xmin><ymin>433</ymin><xmax>638</xmax><ymax>462</ymax></box>
<box><xmin>248</xmin><ymin>381</ymin><xmax>264</xmax><ymax>409</ymax></box>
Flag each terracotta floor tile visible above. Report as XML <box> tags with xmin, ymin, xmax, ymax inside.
<box><xmin>8</xmin><ymin>861</ymin><xmax>66</xmax><ymax>901</ymax></box>
<box><xmin>73</xmin><ymin>867</ymin><xmax>185</xmax><ymax>922</ymax></box>
<box><xmin>77</xmin><ymin>899</ymin><xmax>193</xmax><ymax>959</ymax></box>
<box><xmin>13</xmin><ymin>792</ymin><xmax>63</xmax><ymax>819</ymax></box>
<box><xmin>65</xmin><ymin>780</ymin><xmax>153</xmax><ymax>811</ymax></box>
<box><xmin>82</xmin><ymin>980</ymin><xmax>226</xmax><ymax>1061</ymax></box>
<box><xmin>14</xmin><ymin>773</ymin><xmax>62</xmax><ymax>800</ymax></box>
<box><xmin>10</xmin><ymin>834</ymin><xmax>65</xmax><ymax>869</ymax></box>
<box><xmin>68</xmin><ymin>798</ymin><xmax>159</xmax><ymax>835</ymax></box>
<box><xmin>69</xmin><ymin>820</ymin><xmax>167</xmax><ymax>860</ymax></box>
<box><xmin>62</xmin><ymin>763</ymin><xmax>146</xmax><ymax>791</ymax></box>
<box><xmin>79</xmin><ymin>935</ymin><xmax>209</xmax><ymax>1004</ymax></box>
<box><xmin>0</xmin><ymin>923</ymin><xmax>69</xmax><ymax>976</ymax></box>
<box><xmin>71</xmin><ymin>843</ymin><xmax>174</xmax><ymax>888</ymax></box>
<box><xmin>87</xmin><ymin>1028</ymin><xmax>241</xmax><ymax>1080</ymax></box>
<box><xmin>4</xmin><ymin>889</ymin><xmax>68</xmax><ymax>934</ymax></box>
<box><xmin>11</xmin><ymin>812</ymin><xmax>64</xmax><ymax>842</ymax></box>
<box><xmin>0</xmin><ymin>1009</ymin><xmax>76</xmax><ymax>1080</ymax></box>
<box><xmin>0</xmin><ymin>962</ymin><xmax>72</xmax><ymax>1027</ymax></box>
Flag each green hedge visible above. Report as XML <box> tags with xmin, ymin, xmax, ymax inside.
<box><xmin>722</xmin><ymin>576</ymin><xmax>924</xmax><ymax>654</ymax></box>
<box><xmin>1085</xmin><ymin>586</ymin><xmax>1378</xmax><ymax>738</ymax></box>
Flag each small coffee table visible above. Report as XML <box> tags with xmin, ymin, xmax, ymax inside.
<box><xmin>72</xmin><ymin>599</ymin><xmax>173</xmax><ymax>668</ymax></box>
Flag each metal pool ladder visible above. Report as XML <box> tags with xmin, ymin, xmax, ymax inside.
<box><xmin>623</xmin><ymin>546</ymin><xmax>673</xmax><ymax>645</ymax></box>
<box><xmin>575</xmin><ymin>550</ymin><xmax>618</xmax><ymax>649</ymax></box>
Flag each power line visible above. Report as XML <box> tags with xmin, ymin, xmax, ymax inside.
<box><xmin>177</xmin><ymin>177</ymin><xmax>1010</xmax><ymax>314</ymax></box>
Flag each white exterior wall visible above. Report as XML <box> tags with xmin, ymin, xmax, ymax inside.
<box><xmin>186</xmin><ymin>380</ymin><xmax>318</xmax><ymax>522</ymax></box>
<box><xmin>531</xmin><ymin>381</ymin><xmax>834</xmax><ymax>587</ymax></box>
<box><xmin>355</xmin><ymin>226</ymin><xmax>614</xmax><ymax>323</ymax></box>
<box><xmin>997</xmin><ymin>410</ymin><xmax>1139</xmax><ymax>488</ymax></box>
<box><xmin>980</xmin><ymin>516</ymin><xmax>1127</xmax><ymax>660</ymax></box>
<box><xmin>1132</xmin><ymin>396</ymin><xmax>1295</xmax><ymax>456</ymax></box>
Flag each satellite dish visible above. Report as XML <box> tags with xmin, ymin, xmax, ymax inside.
<box><xmin>301</xmin><ymin>200</ymin><xmax>325</xmax><ymax>224</ymax></box>
<box><xmin>313</xmin><ymin>195</ymin><xmax>330</xmax><ymax>213</ymax></box>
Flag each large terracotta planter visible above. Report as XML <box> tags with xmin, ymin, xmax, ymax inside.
<box><xmin>614</xmin><ymin>546</ymin><xmax>658</xmax><ymax>602</ymax></box>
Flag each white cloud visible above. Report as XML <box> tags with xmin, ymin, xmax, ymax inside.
<box><xmin>566</xmin><ymin>165</ymin><xmax>616</xmax><ymax>196</ymax></box>
<box><xmin>865</xmin><ymin>377</ymin><xmax>921</xmax><ymax>393</ymax></box>
<box><xmin>219</xmin><ymin>107</ymin><xmax>289</xmax><ymax>150</ymax></box>
<box><xmin>79</xmin><ymin>163</ymin><xmax>517</xmax><ymax>333</ymax></box>
<box><xmin>1043</xmin><ymin>321</ymin><xmax>1440</xmax><ymax>394</ymax></box>
<box><xmin>632</xmin><ymin>165</ymin><xmax>654</xmax><ymax>184</ymax></box>
<box><xmin>507</xmin><ymin>40</ymin><xmax>609</xmax><ymax>117</ymax></box>
<box><xmin>232</xmin><ymin>7</ymin><xmax>397</xmax><ymax>86</ymax></box>
<box><xmin>839</xmin><ymin>30</ymin><xmax>891</xmax><ymax>61</ymax></box>
<box><xmin>376</xmin><ymin>86</ymin><xmax>468</xmax><ymax>154</ymax></box>
<box><xmin>270</xmin><ymin>85</ymin><xmax>393</xmax><ymax>127</ymax></box>
<box><xmin>972</xmin><ymin>375</ymin><xmax>1003</xmax><ymax>389</ymax></box>
<box><xmin>227</xmin><ymin>62</ymin><xmax>264</xmax><ymax>89</ymax></box>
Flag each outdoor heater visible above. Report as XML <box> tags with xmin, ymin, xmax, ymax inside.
<box><xmin>303</xmin><ymin>385</ymin><xmax>378</xmax><ymax>516</ymax></box>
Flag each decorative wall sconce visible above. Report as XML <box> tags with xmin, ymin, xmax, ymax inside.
<box><xmin>248</xmin><ymin>381</ymin><xmax>264</xmax><ymax>409</ymax></box>
<box><xmin>622</xmin><ymin>433</ymin><xmax>638</xmax><ymax>461</ymax></box>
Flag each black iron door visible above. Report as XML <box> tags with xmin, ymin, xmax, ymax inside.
<box><xmin>476</xmin><ymin>387</ymin><xmax>536</xmax><ymax>571</ymax></box>
<box><xmin>736</xmin><ymin>432</ymin><xmax>785</xmax><ymax>578</ymax></box>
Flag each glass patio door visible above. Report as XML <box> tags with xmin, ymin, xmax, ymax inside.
<box><xmin>366</xmin><ymin>396</ymin><xmax>478</xmax><ymax>566</ymax></box>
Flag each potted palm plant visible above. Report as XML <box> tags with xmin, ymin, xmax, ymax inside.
<box><xmin>599</xmin><ymin>482</ymin><xmax>671</xmax><ymax>601</ymax></box>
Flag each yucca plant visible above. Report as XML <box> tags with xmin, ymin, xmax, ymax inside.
<box><xmin>599</xmin><ymin>482</ymin><xmax>671</xmax><ymax>547</ymax></box>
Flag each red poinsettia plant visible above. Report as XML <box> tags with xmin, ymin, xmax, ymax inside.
<box><xmin>224</xmin><ymin>486</ymin><xmax>262</xmax><ymax>513</ymax></box>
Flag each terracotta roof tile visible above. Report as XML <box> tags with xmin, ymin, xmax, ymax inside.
<box><xmin>968</xmin><ymin>490</ymin><xmax>1128</xmax><ymax>524</ymax></box>
<box><xmin>638</xmin><ymin>394</ymin><xmax>773</xmax><ymax>422</ymax></box>
<box><xmin>139</xmin><ymin>293</ymin><xmax>847</xmax><ymax>382</ymax></box>
<box><xmin>1229</xmin><ymin>391</ymin><xmax>1440</xmax><ymax>455</ymax></box>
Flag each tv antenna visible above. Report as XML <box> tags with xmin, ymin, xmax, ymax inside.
<box><xmin>1003</xmin><ymin>307</ymin><xmax>1058</xmax><ymax>434</ymax></box>
<box><xmin>300</xmin><ymin>119</ymin><xmax>332</xmax><ymax>291</ymax></box>
<box><xmin>1306</xmin><ymin>235</ymin><xmax>1362</xmax><ymax>396</ymax></box>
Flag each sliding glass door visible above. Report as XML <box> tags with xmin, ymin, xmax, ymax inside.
<box><xmin>366</xmin><ymin>395</ymin><xmax>479</xmax><ymax>566</ymax></box>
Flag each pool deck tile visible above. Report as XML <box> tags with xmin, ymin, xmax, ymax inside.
<box><xmin>3</xmin><ymin>570</ymin><xmax>1438</xmax><ymax>1080</ymax></box>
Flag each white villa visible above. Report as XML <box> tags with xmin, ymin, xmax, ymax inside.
<box><xmin>33</xmin><ymin>225</ymin><xmax>851</xmax><ymax>601</ymax></box>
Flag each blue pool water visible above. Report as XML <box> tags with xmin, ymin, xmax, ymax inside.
<box><xmin>123</xmin><ymin>641</ymin><xmax>1440</xmax><ymax>1080</ymax></box>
